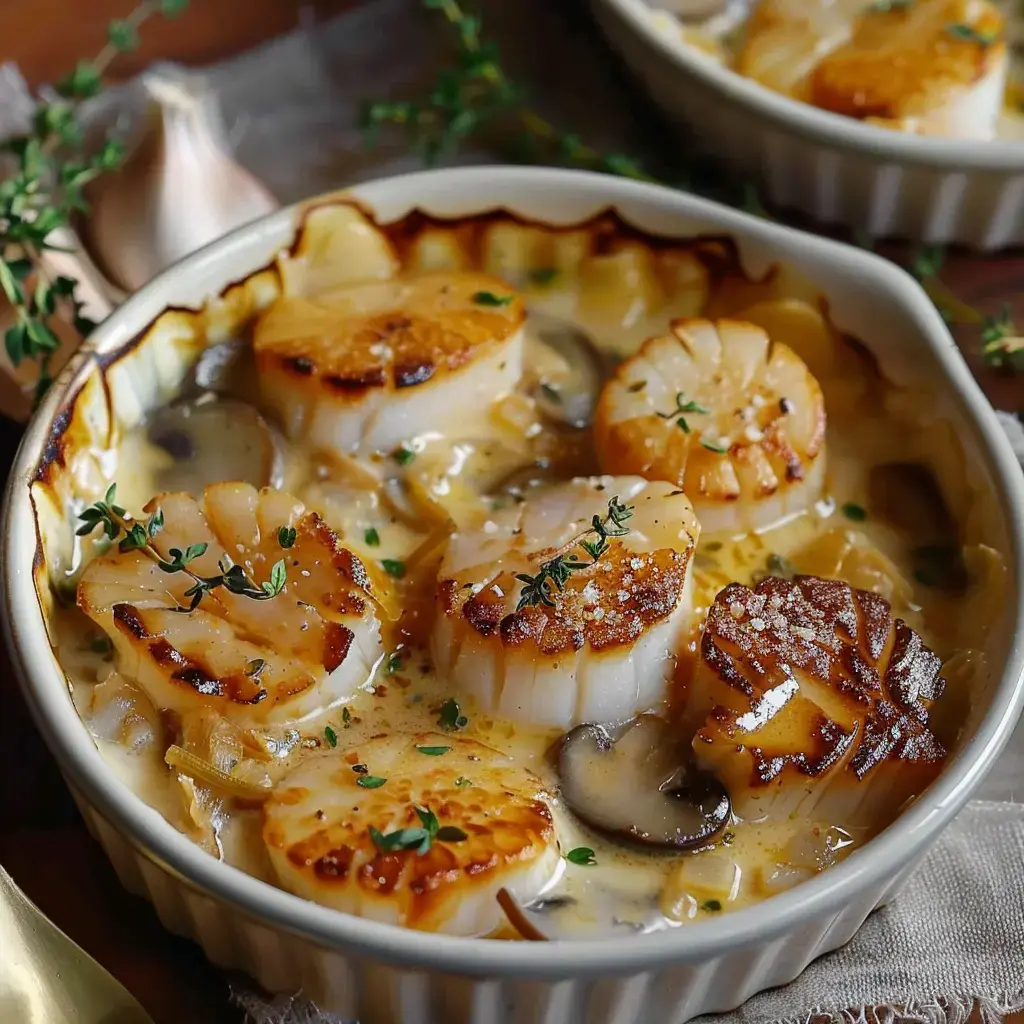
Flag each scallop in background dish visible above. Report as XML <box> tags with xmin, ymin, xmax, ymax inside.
<box><xmin>432</xmin><ymin>476</ymin><xmax>700</xmax><ymax>728</ymax></box>
<box><xmin>252</xmin><ymin>272</ymin><xmax>526</xmax><ymax>463</ymax></box>
<box><xmin>594</xmin><ymin>318</ymin><xmax>826</xmax><ymax>534</ymax></box>
<box><xmin>262</xmin><ymin>733</ymin><xmax>560</xmax><ymax>935</ymax></box>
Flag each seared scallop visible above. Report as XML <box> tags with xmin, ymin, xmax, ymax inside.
<box><xmin>262</xmin><ymin>733</ymin><xmax>559</xmax><ymax>934</ymax></box>
<box><xmin>739</xmin><ymin>0</ymin><xmax>1006</xmax><ymax>139</ymax></box>
<box><xmin>594</xmin><ymin>318</ymin><xmax>826</xmax><ymax>534</ymax></box>
<box><xmin>432</xmin><ymin>476</ymin><xmax>700</xmax><ymax>728</ymax></box>
<box><xmin>78</xmin><ymin>482</ymin><xmax>385</xmax><ymax>727</ymax></box>
<box><xmin>689</xmin><ymin>574</ymin><xmax>947</xmax><ymax>829</ymax></box>
<box><xmin>253</xmin><ymin>272</ymin><xmax>526</xmax><ymax>460</ymax></box>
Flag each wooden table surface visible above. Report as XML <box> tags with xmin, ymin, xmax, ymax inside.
<box><xmin>0</xmin><ymin>4</ymin><xmax>1022</xmax><ymax>1023</ymax></box>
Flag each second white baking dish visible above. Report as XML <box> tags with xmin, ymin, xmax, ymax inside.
<box><xmin>591</xmin><ymin>0</ymin><xmax>1024</xmax><ymax>250</ymax></box>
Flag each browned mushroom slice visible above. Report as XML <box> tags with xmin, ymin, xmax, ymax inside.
<box><xmin>690</xmin><ymin>575</ymin><xmax>947</xmax><ymax>829</ymax></box>
<box><xmin>559</xmin><ymin>716</ymin><xmax>731</xmax><ymax>850</ymax></box>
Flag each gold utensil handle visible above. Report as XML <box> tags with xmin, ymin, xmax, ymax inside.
<box><xmin>0</xmin><ymin>863</ymin><xmax>155</xmax><ymax>1024</ymax></box>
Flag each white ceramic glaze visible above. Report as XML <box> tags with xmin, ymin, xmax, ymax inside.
<box><xmin>591</xmin><ymin>0</ymin><xmax>1024</xmax><ymax>250</ymax></box>
<box><xmin>3</xmin><ymin>167</ymin><xmax>1023</xmax><ymax>1024</ymax></box>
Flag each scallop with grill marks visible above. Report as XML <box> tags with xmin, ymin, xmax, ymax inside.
<box><xmin>690</xmin><ymin>574</ymin><xmax>947</xmax><ymax>828</ymax></box>
<box><xmin>78</xmin><ymin>482</ymin><xmax>385</xmax><ymax>727</ymax></box>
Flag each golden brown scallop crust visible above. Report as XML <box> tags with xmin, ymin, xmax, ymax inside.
<box><xmin>594</xmin><ymin>319</ymin><xmax>826</xmax><ymax>504</ymax></box>
<box><xmin>263</xmin><ymin>737</ymin><xmax>554</xmax><ymax>931</ymax></box>
<box><xmin>810</xmin><ymin>0</ymin><xmax>1005</xmax><ymax>123</ymax></box>
<box><xmin>253</xmin><ymin>271</ymin><xmax>525</xmax><ymax>395</ymax></box>
<box><xmin>78</xmin><ymin>486</ymin><xmax>380</xmax><ymax>712</ymax></box>
<box><xmin>439</xmin><ymin>541</ymin><xmax>692</xmax><ymax>656</ymax></box>
<box><xmin>697</xmin><ymin>575</ymin><xmax>946</xmax><ymax>787</ymax></box>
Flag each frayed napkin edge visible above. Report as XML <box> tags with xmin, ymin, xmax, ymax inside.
<box><xmin>769</xmin><ymin>990</ymin><xmax>1024</xmax><ymax>1024</ymax></box>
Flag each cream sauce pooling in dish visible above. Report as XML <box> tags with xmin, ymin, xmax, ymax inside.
<box><xmin>50</xmin><ymin>204</ymin><xmax>1002</xmax><ymax>939</ymax></box>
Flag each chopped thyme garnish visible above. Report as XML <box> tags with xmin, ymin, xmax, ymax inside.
<box><xmin>415</xmin><ymin>744</ymin><xmax>450</xmax><ymax>756</ymax></box>
<box><xmin>385</xmin><ymin>652</ymin><xmax>403</xmax><ymax>674</ymax></box>
<box><xmin>869</xmin><ymin>0</ymin><xmax>911</xmax><ymax>10</ymax></box>
<box><xmin>76</xmin><ymin>484</ymin><xmax>288</xmax><ymax>612</ymax></box>
<box><xmin>278</xmin><ymin>526</ymin><xmax>296</xmax><ymax>549</ymax></box>
<box><xmin>364</xmin><ymin>526</ymin><xmax>381</xmax><ymax>547</ymax></box>
<box><xmin>381</xmin><ymin>558</ymin><xmax>406</xmax><ymax>579</ymax></box>
<box><xmin>700</xmin><ymin>438</ymin><xmax>728</xmax><ymax>454</ymax></box>
<box><xmin>515</xmin><ymin>495</ymin><xmax>633</xmax><ymax>611</ymax></box>
<box><xmin>539</xmin><ymin>382</ymin><xmax>562</xmax><ymax>403</ymax></box>
<box><xmin>393</xmin><ymin>444</ymin><xmax>416</xmax><ymax>466</ymax></box>
<box><xmin>701</xmin><ymin>899</ymin><xmax>723</xmax><ymax>912</ymax></box>
<box><xmin>528</xmin><ymin>267</ymin><xmax>558</xmax><ymax>286</ymax></box>
<box><xmin>656</xmin><ymin>391</ymin><xmax>710</xmax><ymax>434</ymax></box>
<box><xmin>472</xmin><ymin>290</ymin><xmax>514</xmax><ymax>307</ymax></box>
<box><xmin>566</xmin><ymin>847</ymin><xmax>597</xmax><ymax>866</ymax></box>
<box><xmin>455</xmin><ymin>776</ymin><xmax>472</xmax><ymax>787</ymax></box>
<box><xmin>324</xmin><ymin>725</ymin><xmax>338</xmax><ymax>748</ymax></box>
<box><xmin>437</xmin><ymin>698</ymin><xmax>468</xmax><ymax>730</ymax></box>
<box><xmin>245</xmin><ymin>658</ymin><xmax>266</xmax><ymax>680</ymax></box>
<box><xmin>721</xmin><ymin>830</ymin><xmax>735</xmax><ymax>846</ymax></box>
<box><xmin>369</xmin><ymin>804</ymin><xmax>467</xmax><ymax>856</ymax></box>
<box><xmin>357</xmin><ymin>775</ymin><xmax>387</xmax><ymax>789</ymax></box>
<box><xmin>342</xmin><ymin>707</ymin><xmax>352</xmax><ymax>728</ymax></box>
<box><xmin>946</xmin><ymin>22</ymin><xmax>999</xmax><ymax>46</ymax></box>
<box><xmin>841</xmin><ymin>502</ymin><xmax>867</xmax><ymax>522</ymax></box>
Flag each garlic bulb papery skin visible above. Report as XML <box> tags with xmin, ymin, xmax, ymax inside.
<box><xmin>84</xmin><ymin>65</ymin><xmax>279</xmax><ymax>293</ymax></box>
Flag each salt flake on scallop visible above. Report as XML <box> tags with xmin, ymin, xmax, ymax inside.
<box><xmin>689</xmin><ymin>574</ymin><xmax>947</xmax><ymax>830</ymax></box>
<box><xmin>432</xmin><ymin>476</ymin><xmax>700</xmax><ymax>729</ymax></box>
<box><xmin>594</xmin><ymin>317</ymin><xmax>826</xmax><ymax>534</ymax></box>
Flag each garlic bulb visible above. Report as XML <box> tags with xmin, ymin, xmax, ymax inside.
<box><xmin>83</xmin><ymin>64</ymin><xmax>278</xmax><ymax>293</ymax></box>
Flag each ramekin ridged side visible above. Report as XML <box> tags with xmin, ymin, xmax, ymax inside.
<box><xmin>76</xmin><ymin>790</ymin><xmax>917</xmax><ymax>1024</ymax></box>
<box><xmin>591</xmin><ymin>0</ymin><xmax>1024</xmax><ymax>250</ymax></box>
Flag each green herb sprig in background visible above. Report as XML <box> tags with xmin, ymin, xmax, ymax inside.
<box><xmin>0</xmin><ymin>0</ymin><xmax>190</xmax><ymax>402</ymax></box>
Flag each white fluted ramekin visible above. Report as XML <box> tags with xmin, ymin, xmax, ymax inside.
<box><xmin>591</xmin><ymin>0</ymin><xmax>1024</xmax><ymax>250</ymax></box>
<box><xmin>4</xmin><ymin>167</ymin><xmax>1023</xmax><ymax>1024</ymax></box>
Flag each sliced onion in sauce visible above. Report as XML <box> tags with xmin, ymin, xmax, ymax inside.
<box><xmin>165</xmin><ymin>744</ymin><xmax>272</xmax><ymax>802</ymax></box>
<box><xmin>559</xmin><ymin>716</ymin><xmax>731</xmax><ymax>851</ymax></box>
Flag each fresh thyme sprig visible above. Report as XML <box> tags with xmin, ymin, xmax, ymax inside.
<box><xmin>515</xmin><ymin>495</ymin><xmax>634</xmax><ymax>611</ymax></box>
<box><xmin>365</xmin><ymin>0</ymin><xmax>1015</xmax><ymax>375</ymax></box>
<box><xmin>75</xmin><ymin>484</ymin><xmax>288</xmax><ymax>611</ymax></box>
<box><xmin>1</xmin><ymin>0</ymin><xmax>190</xmax><ymax>402</ymax></box>
<box><xmin>369</xmin><ymin>804</ymin><xmax>468</xmax><ymax>856</ymax></box>
<box><xmin>361</xmin><ymin>0</ymin><xmax>655</xmax><ymax>180</ymax></box>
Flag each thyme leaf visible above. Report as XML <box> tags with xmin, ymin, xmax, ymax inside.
<box><xmin>515</xmin><ymin>495</ymin><xmax>634</xmax><ymax>611</ymax></box>
<box><xmin>75</xmin><ymin>483</ymin><xmax>287</xmax><ymax>611</ymax></box>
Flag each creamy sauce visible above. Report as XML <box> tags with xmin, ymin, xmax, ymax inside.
<box><xmin>46</xmin><ymin>208</ymin><xmax>1002</xmax><ymax>940</ymax></box>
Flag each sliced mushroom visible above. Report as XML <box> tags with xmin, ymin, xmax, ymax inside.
<box><xmin>527</xmin><ymin>311</ymin><xmax>608</xmax><ymax>428</ymax></box>
<box><xmin>142</xmin><ymin>395</ymin><xmax>284</xmax><ymax>495</ymax></box>
<box><xmin>559</xmin><ymin>716</ymin><xmax>731</xmax><ymax>851</ymax></box>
